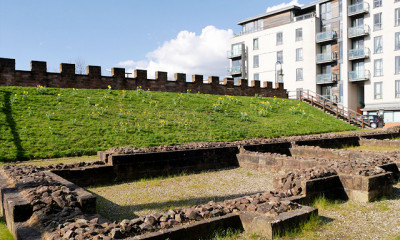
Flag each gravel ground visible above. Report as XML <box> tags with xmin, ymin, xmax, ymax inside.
<box><xmin>87</xmin><ymin>168</ymin><xmax>278</xmax><ymax>221</ymax></box>
<box><xmin>87</xmin><ymin>167</ymin><xmax>400</xmax><ymax>240</ymax></box>
<box><xmin>291</xmin><ymin>182</ymin><xmax>400</xmax><ymax>240</ymax></box>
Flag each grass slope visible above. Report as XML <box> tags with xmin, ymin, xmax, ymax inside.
<box><xmin>0</xmin><ymin>86</ymin><xmax>357</xmax><ymax>161</ymax></box>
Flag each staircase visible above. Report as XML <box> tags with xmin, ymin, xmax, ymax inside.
<box><xmin>289</xmin><ymin>90</ymin><xmax>370</xmax><ymax>129</ymax></box>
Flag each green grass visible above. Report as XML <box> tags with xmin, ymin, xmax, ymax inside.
<box><xmin>0</xmin><ymin>86</ymin><xmax>357</xmax><ymax>162</ymax></box>
<box><xmin>276</xmin><ymin>213</ymin><xmax>324</xmax><ymax>239</ymax></box>
<box><xmin>0</xmin><ymin>219</ymin><xmax>13</xmax><ymax>240</ymax></box>
<box><xmin>344</xmin><ymin>145</ymin><xmax>400</xmax><ymax>152</ymax></box>
<box><xmin>312</xmin><ymin>195</ymin><xmax>341</xmax><ymax>210</ymax></box>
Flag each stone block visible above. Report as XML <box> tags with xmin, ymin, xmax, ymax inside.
<box><xmin>30</xmin><ymin>61</ymin><xmax>47</xmax><ymax>73</ymax></box>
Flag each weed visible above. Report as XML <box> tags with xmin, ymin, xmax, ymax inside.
<box><xmin>36</xmin><ymin>85</ymin><xmax>47</xmax><ymax>94</ymax></box>
<box><xmin>275</xmin><ymin>213</ymin><xmax>323</xmax><ymax>238</ymax></box>
<box><xmin>312</xmin><ymin>195</ymin><xmax>341</xmax><ymax>210</ymax></box>
<box><xmin>209</xmin><ymin>228</ymin><xmax>242</xmax><ymax>240</ymax></box>
<box><xmin>240</xmin><ymin>112</ymin><xmax>249</xmax><ymax>121</ymax></box>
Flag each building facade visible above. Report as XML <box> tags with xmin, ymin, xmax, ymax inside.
<box><xmin>228</xmin><ymin>0</ymin><xmax>400</xmax><ymax>124</ymax></box>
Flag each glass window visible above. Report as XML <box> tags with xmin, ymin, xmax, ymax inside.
<box><xmin>321</xmin><ymin>2</ymin><xmax>331</xmax><ymax>20</ymax></box>
<box><xmin>253</xmin><ymin>55</ymin><xmax>259</xmax><ymax>68</ymax></box>
<box><xmin>374</xmin><ymin>13</ymin><xmax>382</xmax><ymax>31</ymax></box>
<box><xmin>254</xmin><ymin>73</ymin><xmax>259</xmax><ymax>81</ymax></box>
<box><xmin>396</xmin><ymin>56</ymin><xmax>400</xmax><ymax>74</ymax></box>
<box><xmin>296</xmin><ymin>48</ymin><xmax>303</xmax><ymax>61</ymax></box>
<box><xmin>374</xmin><ymin>0</ymin><xmax>382</xmax><ymax>8</ymax></box>
<box><xmin>396</xmin><ymin>8</ymin><xmax>400</xmax><ymax>26</ymax></box>
<box><xmin>374</xmin><ymin>82</ymin><xmax>382</xmax><ymax>99</ymax></box>
<box><xmin>253</xmin><ymin>38</ymin><xmax>259</xmax><ymax>50</ymax></box>
<box><xmin>296</xmin><ymin>28</ymin><xmax>302</xmax><ymax>41</ymax></box>
<box><xmin>374</xmin><ymin>59</ymin><xmax>383</xmax><ymax>76</ymax></box>
<box><xmin>396</xmin><ymin>32</ymin><xmax>400</xmax><ymax>51</ymax></box>
<box><xmin>296</xmin><ymin>68</ymin><xmax>303</xmax><ymax>81</ymax></box>
<box><xmin>396</xmin><ymin>80</ymin><xmax>400</xmax><ymax>98</ymax></box>
<box><xmin>277</xmin><ymin>51</ymin><xmax>283</xmax><ymax>63</ymax></box>
<box><xmin>374</xmin><ymin>36</ymin><xmax>383</xmax><ymax>53</ymax></box>
<box><xmin>276</xmin><ymin>32</ymin><xmax>283</xmax><ymax>45</ymax></box>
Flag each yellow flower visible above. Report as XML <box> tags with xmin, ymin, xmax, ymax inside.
<box><xmin>108</xmin><ymin>85</ymin><xmax>111</xmax><ymax>89</ymax></box>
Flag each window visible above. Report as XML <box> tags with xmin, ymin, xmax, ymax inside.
<box><xmin>396</xmin><ymin>80</ymin><xmax>400</xmax><ymax>98</ymax></box>
<box><xmin>396</xmin><ymin>8</ymin><xmax>400</xmax><ymax>26</ymax></box>
<box><xmin>396</xmin><ymin>56</ymin><xmax>400</xmax><ymax>74</ymax></box>
<box><xmin>321</xmin><ymin>2</ymin><xmax>331</xmax><ymax>20</ymax></box>
<box><xmin>295</xmin><ymin>28</ymin><xmax>302</xmax><ymax>41</ymax></box>
<box><xmin>374</xmin><ymin>0</ymin><xmax>382</xmax><ymax>8</ymax></box>
<box><xmin>276</xmin><ymin>32</ymin><xmax>283</xmax><ymax>45</ymax></box>
<box><xmin>254</xmin><ymin>73</ymin><xmax>259</xmax><ymax>81</ymax></box>
<box><xmin>277</xmin><ymin>51</ymin><xmax>283</xmax><ymax>63</ymax></box>
<box><xmin>296</xmin><ymin>68</ymin><xmax>303</xmax><ymax>81</ymax></box>
<box><xmin>253</xmin><ymin>55</ymin><xmax>259</xmax><ymax>68</ymax></box>
<box><xmin>253</xmin><ymin>38</ymin><xmax>259</xmax><ymax>50</ymax></box>
<box><xmin>374</xmin><ymin>36</ymin><xmax>383</xmax><ymax>53</ymax></box>
<box><xmin>296</xmin><ymin>48</ymin><xmax>303</xmax><ymax>61</ymax></box>
<box><xmin>374</xmin><ymin>82</ymin><xmax>383</xmax><ymax>99</ymax></box>
<box><xmin>374</xmin><ymin>59</ymin><xmax>383</xmax><ymax>76</ymax></box>
<box><xmin>374</xmin><ymin>13</ymin><xmax>382</xmax><ymax>31</ymax></box>
<box><xmin>396</xmin><ymin>32</ymin><xmax>400</xmax><ymax>50</ymax></box>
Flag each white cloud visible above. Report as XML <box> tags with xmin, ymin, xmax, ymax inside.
<box><xmin>118</xmin><ymin>25</ymin><xmax>233</xmax><ymax>79</ymax></box>
<box><xmin>266</xmin><ymin>0</ymin><xmax>304</xmax><ymax>13</ymax></box>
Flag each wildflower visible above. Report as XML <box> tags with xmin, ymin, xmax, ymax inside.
<box><xmin>108</xmin><ymin>85</ymin><xmax>111</xmax><ymax>89</ymax></box>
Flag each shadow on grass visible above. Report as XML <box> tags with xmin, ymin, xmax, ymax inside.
<box><xmin>1</xmin><ymin>90</ymin><xmax>25</xmax><ymax>162</ymax></box>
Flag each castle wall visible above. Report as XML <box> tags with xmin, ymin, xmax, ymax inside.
<box><xmin>0</xmin><ymin>58</ymin><xmax>288</xmax><ymax>98</ymax></box>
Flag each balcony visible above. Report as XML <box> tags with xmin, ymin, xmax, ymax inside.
<box><xmin>317</xmin><ymin>73</ymin><xmax>338</xmax><ymax>84</ymax></box>
<box><xmin>227</xmin><ymin>48</ymin><xmax>243</xmax><ymax>59</ymax></box>
<box><xmin>227</xmin><ymin>66</ymin><xmax>242</xmax><ymax>75</ymax></box>
<box><xmin>349</xmin><ymin>70</ymin><xmax>371</xmax><ymax>82</ymax></box>
<box><xmin>349</xmin><ymin>48</ymin><xmax>370</xmax><ymax>60</ymax></box>
<box><xmin>348</xmin><ymin>25</ymin><xmax>370</xmax><ymax>38</ymax></box>
<box><xmin>316</xmin><ymin>52</ymin><xmax>338</xmax><ymax>64</ymax></box>
<box><xmin>294</xmin><ymin>13</ymin><xmax>315</xmax><ymax>22</ymax></box>
<box><xmin>348</xmin><ymin>2</ymin><xmax>369</xmax><ymax>16</ymax></box>
<box><xmin>316</xmin><ymin>31</ymin><xmax>337</xmax><ymax>43</ymax></box>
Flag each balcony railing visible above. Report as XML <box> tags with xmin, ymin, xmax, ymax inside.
<box><xmin>316</xmin><ymin>52</ymin><xmax>337</xmax><ymax>64</ymax></box>
<box><xmin>317</xmin><ymin>73</ymin><xmax>338</xmax><ymax>84</ymax></box>
<box><xmin>349</xmin><ymin>70</ymin><xmax>371</xmax><ymax>82</ymax></box>
<box><xmin>348</xmin><ymin>2</ymin><xmax>369</xmax><ymax>16</ymax></box>
<box><xmin>294</xmin><ymin>13</ymin><xmax>315</xmax><ymax>22</ymax></box>
<box><xmin>349</xmin><ymin>48</ymin><xmax>370</xmax><ymax>60</ymax></box>
<box><xmin>348</xmin><ymin>25</ymin><xmax>370</xmax><ymax>38</ymax></box>
<box><xmin>316</xmin><ymin>31</ymin><xmax>337</xmax><ymax>43</ymax></box>
<box><xmin>227</xmin><ymin>66</ymin><xmax>242</xmax><ymax>75</ymax></box>
<box><xmin>227</xmin><ymin>48</ymin><xmax>242</xmax><ymax>59</ymax></box>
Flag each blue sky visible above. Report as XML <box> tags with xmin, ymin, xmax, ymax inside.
<box><xmin>0</xmin><ymin>0</ymin><xmax>314</xmax><ymax>77</ymax></box>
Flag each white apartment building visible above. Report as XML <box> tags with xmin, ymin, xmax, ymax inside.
<box><xmin>228</xmin><ymin>0</ymin><xmax>400</xmax><ymax>124</ymax></box>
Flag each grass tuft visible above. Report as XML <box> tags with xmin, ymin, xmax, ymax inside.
<box><xmin>312</xmin><ymin>195</ymin><xmax>341</xmax><ymax>210</ymax></box>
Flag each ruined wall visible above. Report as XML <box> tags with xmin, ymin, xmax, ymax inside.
<box><xmin>0</xmin><ymin>58</ymin><xmax>288</xmax><ymax>98</ymax></box>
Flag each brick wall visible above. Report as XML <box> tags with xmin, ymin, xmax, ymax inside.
<box><xmin>0</xmin><ymin>58</ymin><xmax>288</xmax><ymax>98</ymax></box>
